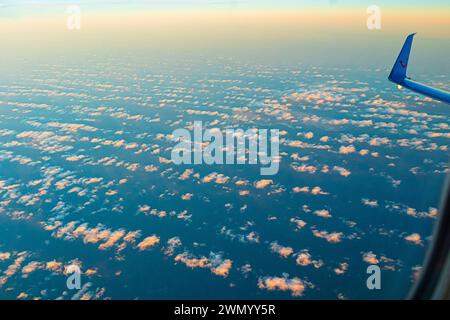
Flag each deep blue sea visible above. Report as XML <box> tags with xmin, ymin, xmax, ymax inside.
<box><xmin>0</xmin><ymin>57</ymin><xmax>448</xmax><ymax>299</ymax></box>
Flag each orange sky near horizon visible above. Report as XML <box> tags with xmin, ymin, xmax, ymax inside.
<box><xmin>1</xmin><ymin>8</ymin><xmax>449</xmax><ymax>66</ymax></box>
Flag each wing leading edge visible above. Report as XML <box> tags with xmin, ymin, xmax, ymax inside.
<box><xmin>388</xmin><ymin>33</ymin><xmax>450</xmax><ymax>104</ymax></box>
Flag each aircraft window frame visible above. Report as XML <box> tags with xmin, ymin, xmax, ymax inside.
<box><xmin>410</xmin><ymin>173</ymin><xmax>450</xmax><ymax>299</ymax></box>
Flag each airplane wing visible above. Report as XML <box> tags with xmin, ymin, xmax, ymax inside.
<box><xmin>388</xmin><ymin>33</ymin><xmax>450</xmax><ymax>104</ymax></box>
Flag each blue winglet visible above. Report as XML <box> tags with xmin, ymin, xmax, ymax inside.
<box><xmin>388</xmin><ymin>33</ymin><xmax>416</xmax><ymax>84</ymax></box>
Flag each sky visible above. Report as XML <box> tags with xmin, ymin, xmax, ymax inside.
<box><xmin>0</xmin><ymin>0</ymin><xmax>449</xmax><ymax>71</ymax></box>
<box><xmin>0</xmin><ymin>0</ymin><xmax>449</xmax><ymax>8</ymax></box>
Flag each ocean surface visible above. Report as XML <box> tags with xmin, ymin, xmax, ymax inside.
<box><xmin>0</xmin><ymin>56</ymin><xmax>448</xmax><ymax>299</ymax></box>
